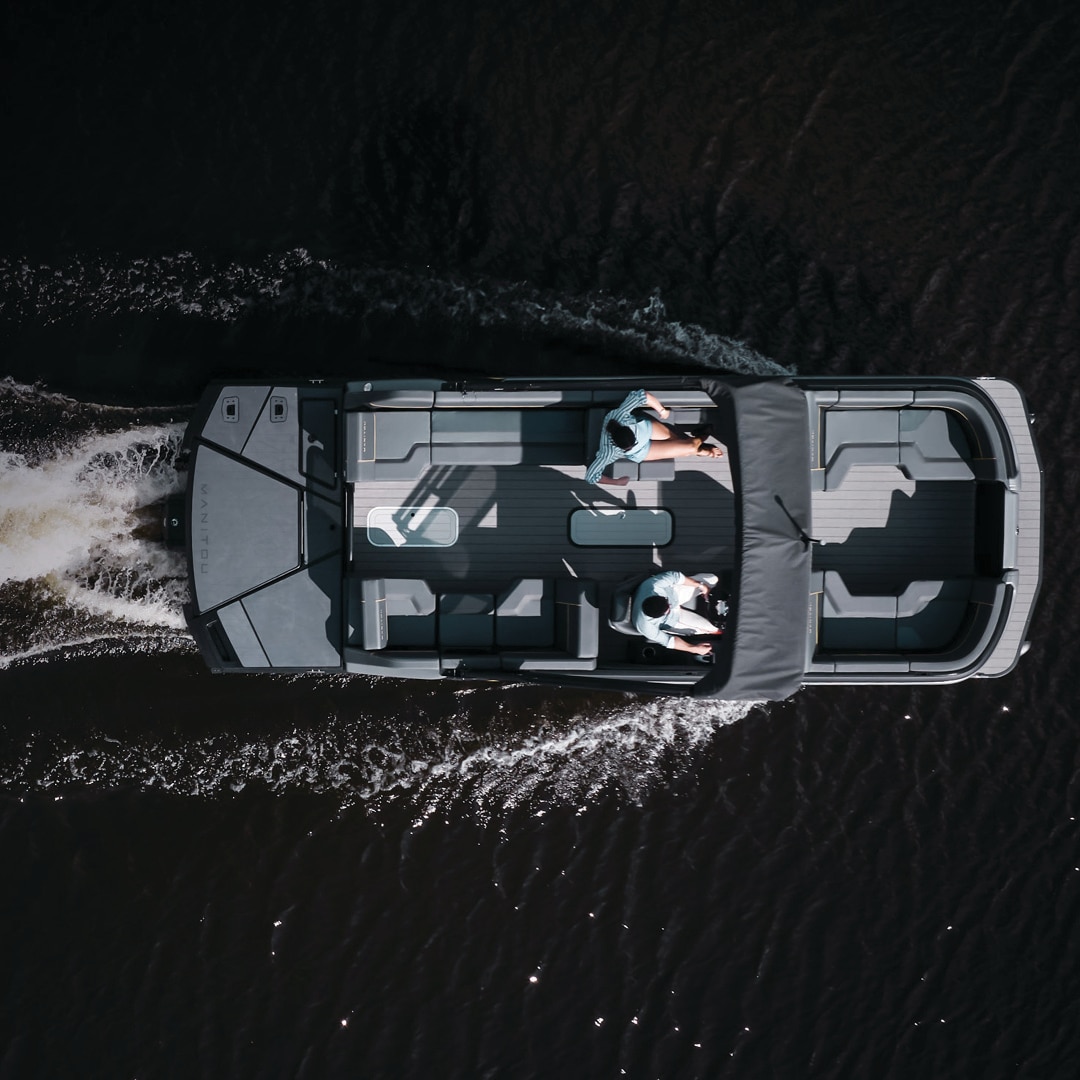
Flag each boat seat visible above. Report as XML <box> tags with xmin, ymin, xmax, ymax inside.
<box><xmin>384</xmin><ymin>578</ymin><xmax>438</xmax><ymax>615</ymax></box>
<box><xmin>430</xmin><ymin>409</ymin><xmax>586</xmax><ymax>466</ymax></box>
<box><xmin>611</xmin><ymin>459</ymin><xmax>676</xmax><ymax>481</ymax></box>
<box><xmin>500</xmin><ymin>578</ymin><xmax>599</xmax><ymax>671</ymax></box>
<box><xmin>821</xmin><ymin>409</ymin><xmax>900</xmax><ymax>490</ymax></box>
<box><xmin>899</xmin><ymin>409</ymin><xmax>974</xmax><ymax>481</ymax></box>
<box><xmin>822</xmin><ymin>572</ymin><xmax>900</xmax><ymax>619</ymax></box>
<box><xmin>355</xmin><ymin>578</ymin><xmax>437</xmax><ymax>650</ymax></box>
<box><xmin>347</xmin><ymin>407</ymin><xmax>593</xmax><ymax>478</ymax></box>
<box><xmin>820</xmin><ymin>579</ymin><xmax>1009</xmax><ymax>674</ymax></box>
<box><xmin>818</xmin><ymin>573</ymin><xmax>995</xmax><ymax>654</ymax></box>
<box><xmin>908</xmin><ymin>578</ymin><xmax>1011</xmax><ymax>670</ymax></box>
<box><xmin>494</xmin><ymin>578</ymin><xmax>552</xmax><ymax>647</ymax></box>
<box><xmin>821</xmin><ymin>572</ymin><xmax>951</xmax><ymax>620</ymax></box>
<box><xmin>439</xmin><ymin>591</ymin><xmax>495</xmax><ymax>649</ymax></box>
<box><xmin>607</xmin><ymin>573</ymin><xmax>654</xmax><ymax>636</ymax></box>
<box><xmin>819</xmin><ymin>406</ymin><xmax>974</xmax><ymax>490</ymax></box>
<box><xmin>346</xmin><ymin>410</ymin><xmax>431</xmax><ymax>482</ymax></box>
<box><xmin>586</xmin><ymin>406</ymin><xmax>709</xmax><ymax>482</ymax></box>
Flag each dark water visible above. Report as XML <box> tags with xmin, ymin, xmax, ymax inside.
<box><xmin>1</xmin><ymin>0</ymin><xmax>1077</xmax><ymax>1076</ymax></box>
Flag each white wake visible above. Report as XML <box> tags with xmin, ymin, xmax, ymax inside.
<box><xmin>0</xmin><ymin>417</ymin><xmax>189</xmax><ymax>667</ymax></box>
<box><xmin>3</xmin><ymin>688</ymin><xmax>758</xmax><ymax>813</ymax></box>
<box><xmin>1</xmin><ymin>250</ymin><xmax>792</xmax><ymax>376</ymax></box>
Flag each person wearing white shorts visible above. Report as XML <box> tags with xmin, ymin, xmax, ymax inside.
<box><xmin>631</xmin><ymin>571</ymin><xmax>727</xmax><ymax>656</ymax></box>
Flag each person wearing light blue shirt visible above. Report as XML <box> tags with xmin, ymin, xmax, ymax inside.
<box><xmin>632</xmin><ymin>571</ymin><xmax>727</xmax><ymax>655</ymax></box>
<box><xmin>585</xmin><ymin>389</ymin><xmax>722</xmax><ymax>485</ymax></box>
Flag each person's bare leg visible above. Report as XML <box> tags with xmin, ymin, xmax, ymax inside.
<box><xmin>644</xmin><ymin>434</ymin><xmax>702</xmax><ymax>460</ymax></box>
<box><xmin>647</xmin><ymin>420</ymin><xmax>724</xmax><ymax>459</ymax></box>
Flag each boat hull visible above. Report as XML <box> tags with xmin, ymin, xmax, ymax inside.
<box><xmin>181</xmin><ymin>374</ymin><xmax>1042</xmax><ymax>699</ymax></box>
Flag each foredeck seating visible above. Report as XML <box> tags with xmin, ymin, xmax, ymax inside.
<box><xmin>899</xmin><ymin>410</ymin><xmax>976</xmax><ymax>482</ymax></box>
<box><xmin>350</xmin><ymin>576</ymin><xmax>599</xmax><ymax>673</ymax></box>
<box><xmin>811</xmin><ymin>570</ymin><xmax>1011</xmax><ymax>674</ymax></box>
<box><xmin>817</xmin><ymin>400</ymin><xmax>976</xmax><ymax>490</ymax></box>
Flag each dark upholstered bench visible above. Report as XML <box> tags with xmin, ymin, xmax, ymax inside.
<box><xmin>353</xmin><ymin>576</ymin><xmax>600</xmax><ymax>674</ymax></box>
<box><xmin>816</xmin><ymin>404</ymin><xmax>975</xmax><ymax>491</ymax></box>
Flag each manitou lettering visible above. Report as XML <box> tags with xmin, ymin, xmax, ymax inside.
<box><xmin>199</xmin><ymin>483</ymin><xmax>210</xmax><ymax>573</ymax></box>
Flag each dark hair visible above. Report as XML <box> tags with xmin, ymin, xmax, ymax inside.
<box><xmin>641</xmin><ymin>595</ymin><xmax>670</xmax><ymax>619</ymax></box>
<box><xmin>607</xmin><ymin>420</ymin><xmax>636</xmax><ymax>452</ymax></box>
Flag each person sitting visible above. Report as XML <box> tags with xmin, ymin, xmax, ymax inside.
<box><xmin>632</xmin><ymin>571</ymin><xmax>728</xmax><ymax>656</ymax></box>
<box><xmin>585</xmin><ymin>389</ymin><xmax>722</xmax><ymax>486</ymax></box>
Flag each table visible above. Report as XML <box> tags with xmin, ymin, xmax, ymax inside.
<box><xmin>366</xmin><ymin>505</ymin><xmax>459</xmax><ymax>547</ymax></box>
<box><xmin>569</xmin><ymin>507</ymin><xmax>672</xmax><ymax>547</ymax></box>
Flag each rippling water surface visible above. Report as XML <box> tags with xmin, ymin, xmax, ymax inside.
<box><xmin>1</xmin><ymin>1</ymin><xmax>1077</xmax><ymax>1077</ymax></box>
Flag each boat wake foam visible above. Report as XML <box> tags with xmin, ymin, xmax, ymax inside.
<box><xmin>1</xmin><ymin>689</ymin><xmax>758</xmax><ymax>814</ymax></box>
<box><xmin>0</xmin><ymin>250</ymin><xmax>792</xmax><ymax>376</ymax></box>
<box><xmin>0</xmin><ymin>388</ymin><xmax>190</xmax><ymax>668</ymax></box>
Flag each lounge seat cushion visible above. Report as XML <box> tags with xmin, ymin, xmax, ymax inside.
<box><xmin>495</xmin><ymin>578</ymin><xmax>553</xmax><ymax>647</ymax></box>
<box><xmin>346</xmin><ymin>411</ymin><xmax>431</xmax><ymax>482</ymax></box>
<box><xmin>822</xmin><ymin>572</ymin><xmax>899</xmax><ymax>619</ymax></box>
<box><xmin>501</xmin><ymin>578</ymin><xmax>599</xmax><ymax>670</ymax></box>
<box><xmin>899</xmin><ymin>409</ymin><xmax>974</xmax><ymax>481</ymax></box>
<box><xmin>822</xmin><ymin>410</ymin><xmax>900</xmax><ymax>490</ymax></box>
<box><xmin>358</xmin><ymin>578</ymin><xmax>437</xmax><ymax>649</ymax></box>
<box><xmin>439</xmin><ymin>592</ymin><xmax>495</xmax><ymax>648</ymax></box>
<box><xmin>430</xmin><ymin>410</ymin><xmax>586</xmax><ymax>466</ymax></box>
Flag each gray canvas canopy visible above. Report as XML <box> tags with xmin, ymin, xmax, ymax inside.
<box><xmin>691</xmin><ymin>377</ymin><xmax>813</xmax><ymax>701</ymax></box>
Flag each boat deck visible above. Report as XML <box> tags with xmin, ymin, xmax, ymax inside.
<box><xmin>811</xmin><ymin>466</ymin><xmax>975</xmax><ymax>586</ymax></box>
<box><xmin>349</xmin><ymin>456</ymin><xmax>738</xmax><ymax>586</ymax></box>
<box><xmin>183</xmin><ymin>375</ymin><xmax>1037</xmax><ymax>688</ymax></box>
<box><xmin>349</xmin><ymin>453</ymin><xmax>978</xmax><ymax>665</ymax></box>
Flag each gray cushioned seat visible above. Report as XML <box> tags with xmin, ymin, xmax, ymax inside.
<box><xmin>495</xmin><ymin>578</ymin><xmax>553</xmax><ymax>647</ymax></box>
<box><xmin>359</xmin><ymin>578</ymin><xmax>388</xmax><ymax>651</ymax></box>
<box><xmin>430</xmin><ymin>409</ymin><xmax>586</xmax><ymax>466</ymax></box>
<box><xmin>501</xmin><ymin>579</ymin><xmax>599</xmax><ymax>671</ymax></box>
<box><xmin>822</xmin><ymin>571</ymin><xmax>898</xmax><ymax>619</ymax></box>
<box><xmin>820</xmin><ymin>572</ymin><xmax>963</xmax><ymax>652</ymax></box>
<box><xmin>895</xmin><ymin>580</ymin><xmax>971</xmax><ymax>650</ymax></box>
<box><xmin>357</xmin><ymin>578</ymin><xmax>438</xmax><ymax>650</ymax></box>
<box><xmin>439</xmin><ymin>592</ymin><xmax>495</xmax><ymax>649</ymax></box>
<box><xmin>899</xmin><ymin>409</ymin><xmax>974</xmax><ymax>481</ymax></box>
<box><xmin>346</xmin><ymin>411</ymin><xmax>431</xmax><ymax>481</ymax></box>
<box><xmin>822</xmin><ymin>409</ymin><xmax>900</xmax><ymax>490</ymax></box>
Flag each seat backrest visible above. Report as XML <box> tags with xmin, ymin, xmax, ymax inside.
<box><xmin>608</xmin><ymin>573</ymin><xmax>651</xmax><ymax>636</ymax></box>
<box><xmin>555</xmin><ymin>578</ymin><xmax>599</xmax><ymax>658</ymax></box>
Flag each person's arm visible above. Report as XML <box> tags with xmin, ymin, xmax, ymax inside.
<box><xmin>585</xmin><ymin>439</ymin><xmax>614</xmax><ymax>485</ymax></box>
<box><xmin>682</xmin><ymin>574</ymin><xmax>709</xmax><ymax>597</ymax></box>
<box><xmin>643</xmin><ymin>391</ymin><xmax>671</xmax><ymax>420</ymax></box>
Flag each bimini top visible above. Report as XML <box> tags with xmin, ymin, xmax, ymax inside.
<box><xmin>691</xmin><ymin>377</ymin><xmax>813</xmax><ymax>700</ymax></box>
